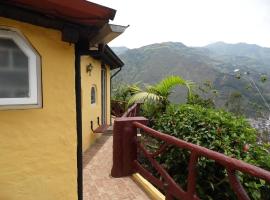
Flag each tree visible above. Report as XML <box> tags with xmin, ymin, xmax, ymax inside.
<box><xmin>225</xmin><ymin>91</ymin><xmax>244</xmax><ymax>116</ymax></box>
<box><xmin>187</xmin><ymin>80</ymin><xmax>218</xmax><ymax>109</ymax></box>
<box><xmin>128</xmin><ymin>76</ymin><xmax>194</xmax><ymax>116</ymax></box>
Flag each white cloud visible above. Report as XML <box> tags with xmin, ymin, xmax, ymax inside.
<box><xmin>90</xmin><ymin>0</ymin><xmax>270</xmax><ymax>48</ymax></box>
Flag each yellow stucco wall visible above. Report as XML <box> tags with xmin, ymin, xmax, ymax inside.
<box><xmin>81</xmin><ymin>56</ymin><xmax>111</xmax><ymax>152</ymax></box>
<box><xmin>0</xmin><ymin>17</ymin><xmax>77</xmax><ymax>200</ymax></box>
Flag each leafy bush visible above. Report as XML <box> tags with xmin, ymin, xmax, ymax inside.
<box><xmin>151</xmin><ymin>104</ymin><xmax>270</xmax><ymax>199</ymax></box>
<box><xmin>187</xmin><ymin>80</ymin><xmax>218</xmax><ymax>109</ymax></box>
<box><xmin>111</xmin><ymin>84</ymin><xmax>137</xmax><ymax>116</ymax></box>
<box><xmin>112</xmin><ymin>84</ymin><xmax>133</xmax><ymax>102</ymax></box>
<box><xmin>127</xmin><ymin>76</ymin><xmax>194</xmax><ymax>120</ymax></box>
<box><xmin>188</xmin><ymin>94</ymin><xmax>215</xmax><ymax>109</ymax></box>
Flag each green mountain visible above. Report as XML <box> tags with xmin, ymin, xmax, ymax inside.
<box><xmin>206</xmin><ymin>42</ymin><xmax>270</xmax><ymax>66</ymax></box>
<box><xmin>112</xmin><ymin>42</ymin><xmax>270</xmax><ymax>117</ymax></box>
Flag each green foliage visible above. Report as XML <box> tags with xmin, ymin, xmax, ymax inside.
<box><xmin>111</xmin><ymin>83</ymin><xmax>139</xmax><ymax>115</ymax></box>
<box><xmin>112</xmin><ymin>82</ymin><xmax>141</xmax><ymax>103</ymax></box>
<box><xmin>235</xmin><ymin>73</ymin><xmax>241</xmax><ymax>79</ymax></box>
<box><xmin>187</xmin><ymin>80</ymin><xmax>218</xmax><ymax>109</ymax></box>
<box><xmin>128</xmin><ymin>76</ymin><xmax>194</xmax><ymax>120</ymax></box>
<box><xmin>225</xmin><ymin>91</ymin><xmax>245</xmax><ymax>116</ymax></box>
<box><xmin>128</xmin><ymin>76</ymin><xmax>194</xmax><ymax>105</ymax></box>
<box><xmin>260</xmin><ymin>75</ymin><xmax>268</xmax><ymax>83</ymax></box>
<box><xmin>113</xmin><ymin>42</ymin><xmax>270</xmax><ymax>118</ymax></box>
<box><xmin>152</xmin><ymin>104</ymin><xmax>270</xmax><ymax>199</ymax></box>
<box><xmin>187</xmin><ymin>94</ymin><xmax>215</xmax><ymax>108</ymax></box>
<box><xmin>112</xmin><ymin>84</ymin><xmax>133</xmax><ymax>102</ymax></box>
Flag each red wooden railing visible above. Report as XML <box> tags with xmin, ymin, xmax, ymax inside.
<box><xmin>111</xmin><ymin>100</ymin><xmax>127</xmax><ymax>117</ymax></box>
<box><xmin>134</xmin><ymin>122</ymin><xmax>270</xmax><ymax>200</ymax></box>
<box><xmin>111</xmin><ymin>104</ymin><xmax>270</xmax><ymax>200</ymax></box>
<box><xmin>121</xmin><ymin>103</ymin><xmax>140</xmax><ymax>117</ymax></box>
<box><xmin>111</xmin><ymin>100</ymin><xmax>140</xmax><ymax>117</ymax></box>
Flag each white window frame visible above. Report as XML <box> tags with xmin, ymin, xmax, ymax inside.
<box><xmin>0</xmin><ymin>27</ymin><xmax>42</xmax><ymax>110</ymax></box>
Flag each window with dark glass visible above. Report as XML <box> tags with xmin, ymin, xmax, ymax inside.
<box><xmin>0</xmin><ymin>28</ymin><xmax>42</xmax><ymax>109</ymax></box>
<box><xmin>91</xmin><ymin>86</ymin><xmax>96</xmax><ymax>104</ymax></box>
<box><xmin>0</xmin><ymin>39</ymin><xmax>29</xmax><ymax>98</ymax></box>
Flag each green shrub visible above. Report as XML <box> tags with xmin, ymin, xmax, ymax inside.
<box><xmin>187</xmin><ymin>93</ymin><xmax>215</xmax><ymax>109</ymax></box>
<box><xmin>112</xmin><ymin>84</ymin><xmax>133</xmax><ymax>102</ymax></box>
<box><xmin>151</xmin><ymin>104</ymin><xmax>270</xmax><ymax>199</ymax></box>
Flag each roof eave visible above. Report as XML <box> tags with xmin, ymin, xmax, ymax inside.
<box><xmin>90</xmin><ymin>24</ymin><xmax>128</xmax><ymax>46</ymax></box>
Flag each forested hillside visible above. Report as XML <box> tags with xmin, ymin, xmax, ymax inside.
<box><xmin>112</xmin><ymin>42</ymin><xmax>270</xmax><ymax>117</ymax></box>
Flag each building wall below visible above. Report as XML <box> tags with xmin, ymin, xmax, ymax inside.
<box><xmin>0</xmin><ymin>17</ymin><xmax>77</xmax><ymax>200</ymax></box>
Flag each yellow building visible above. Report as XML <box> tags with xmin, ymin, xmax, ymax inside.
<box><xmin>0</xmin><ymin>1</ymin><xmax>125</xmax><ymax>199</ymax></box>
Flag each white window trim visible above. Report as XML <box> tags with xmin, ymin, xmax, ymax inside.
<box><xmin>0</xmin><ymin>27</ymin><xmax>42</xmax><ymax>110</ymax></box>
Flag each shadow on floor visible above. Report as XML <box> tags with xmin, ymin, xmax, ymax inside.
<box><xmin>83</xmin><ymin>135</ymin><xmax>112</xmax><ymax>169</ymax></box>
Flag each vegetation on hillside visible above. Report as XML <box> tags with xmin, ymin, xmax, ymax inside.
<box><xmin>152</xmin><ymin>104</ymin><xmax>270</xmax><ymax>200</ymax></box>
<box><xmin>112</xmin><ymin>75</ymin><xmax>270</xmax><ymax>199</ymax></box>
<box><xmin>112</xmin><ymin>42</ymin><xmax>270</xmax><ymax>117</ymax></box>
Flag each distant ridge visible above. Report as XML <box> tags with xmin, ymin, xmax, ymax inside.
<box><xmin>112</xmin><ymin>41</ymin><xmax>270</xmax><ymax>117</ymax></box>
<box><xmin>205</xmin><ymin>41</ymin><xmax>270</xmax><ymax>64</ymax></box>
<box><xmin>111</xmin><ymin>46</ymin><xmax>129</xmax><ymax>55</ymax></box>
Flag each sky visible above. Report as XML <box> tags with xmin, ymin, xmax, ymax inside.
<box><xmin>90</xmin><ymin>0</ymin><xmax>270</xmax><ymax>49</ymax></box>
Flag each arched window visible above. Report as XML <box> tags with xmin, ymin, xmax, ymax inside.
<box><xmin>91</xmin><ymin>85</ymin><xmax>96</xmax><ymax>104</ymax></box>
<box><xmin>0</xmin><ymin>27</ymin><xmax>42</xmax><ymax>109</ymax></box>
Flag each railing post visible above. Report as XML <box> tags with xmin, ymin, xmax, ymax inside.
<box><xmin>135</xmin><ymin>103</ymin><xmax>141</xmax><ymax>117</ymax></box>
<box><xmin>111</xmin><ymin>117</ymin><xmax>148</xmax><ymax>178</ymax></box>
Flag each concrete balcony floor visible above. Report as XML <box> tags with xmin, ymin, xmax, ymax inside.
<box><xmin>83</xmin><ymin>135</ymin><xmax>150</xmax><ymax>200</ymax></box>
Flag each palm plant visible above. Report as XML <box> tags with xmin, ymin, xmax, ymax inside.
<box><xmin>128</xmin><ymin>75</ymin><xmax>194</xmax><ymax>113</ymax></box>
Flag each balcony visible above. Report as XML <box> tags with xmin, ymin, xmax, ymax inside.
<box><xmin>84</xmin><ymin>103</ymin><xmax>270</xmax><ymax>200</ymax></box>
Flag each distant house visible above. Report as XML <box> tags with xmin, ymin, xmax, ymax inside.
<box><xmin>0</xmin><ymin>1</ymin><xmax>125</xmax><ymax>199</ymax></box>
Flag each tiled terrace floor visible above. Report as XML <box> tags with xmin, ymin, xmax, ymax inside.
<box><xmin>83</xmin><ymin>135</ymin><xmax>151</xmax><ymax>200</ymax></box>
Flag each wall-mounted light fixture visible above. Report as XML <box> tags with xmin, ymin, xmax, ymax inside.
<box><xmin>86</xmin><ymin>63</ymin><xmax>93</xmax><ymax>75</ymax></box>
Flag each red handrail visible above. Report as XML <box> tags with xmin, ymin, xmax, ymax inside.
<box><xmin>121</xmin><ymin>103</ymin><xmax>140</xmax><ymax>117</ymax></box>
<box><xmin>133</xmin><ymin>121</ymin><xmax>270</xmax><ymax>200</ymax></box>
<box><xmin>111</xmin><ymin>103</ymin><xmax>270</xmax><ymax>199</ymax></box>
<box><xmin>111</xmin><ymin>100</ymin><xmax>127</xmax><ymax>117</ymax></box>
